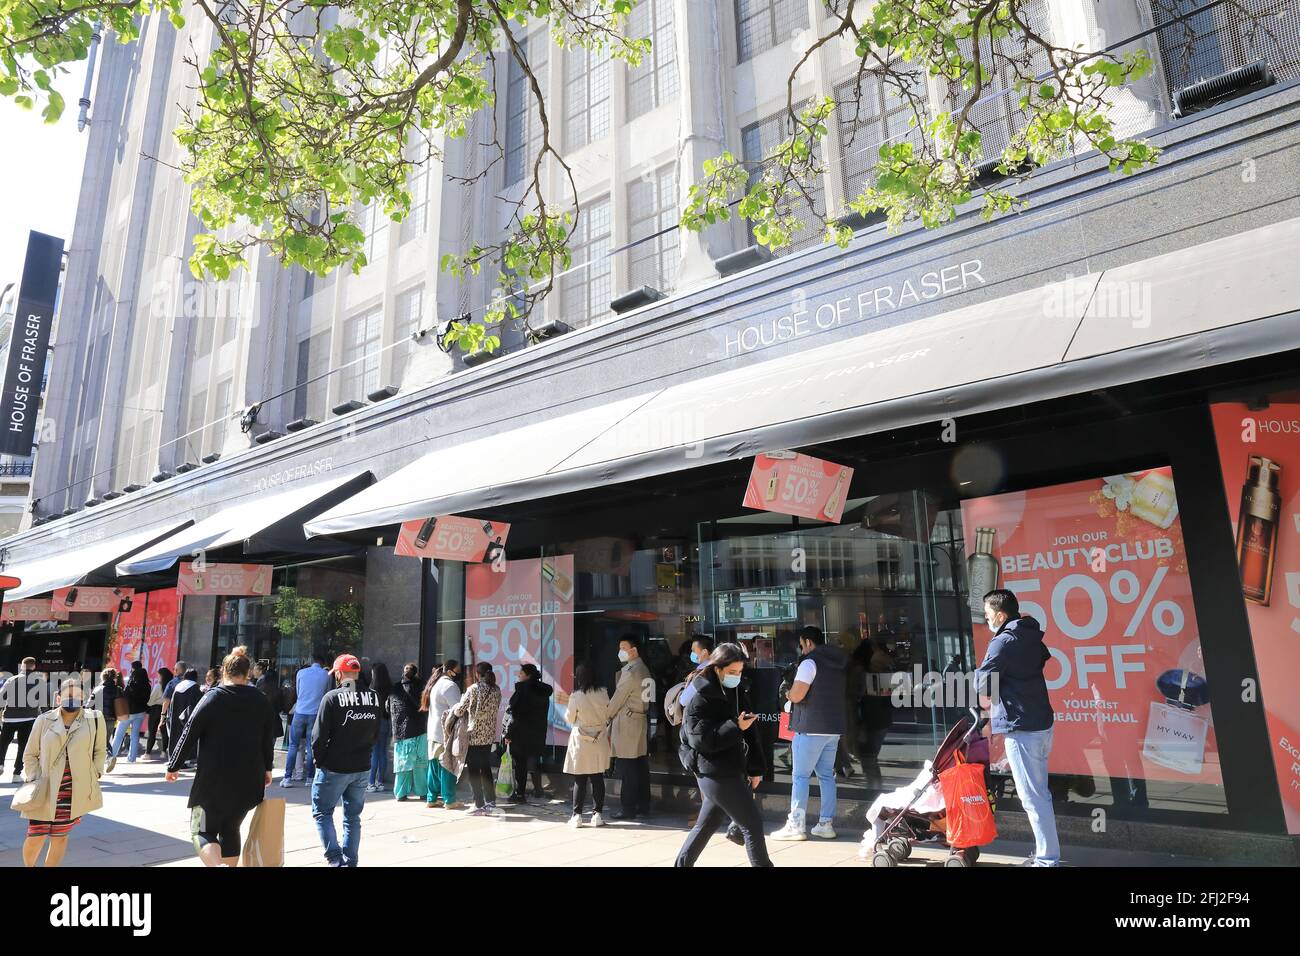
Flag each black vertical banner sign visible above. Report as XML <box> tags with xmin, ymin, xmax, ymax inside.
<box><xmin>0</xmin><ymin>231</ymin><xmax>63</xmax><ymax>456</ymax></box>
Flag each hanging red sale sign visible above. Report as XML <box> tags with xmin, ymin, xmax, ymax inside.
<box><xmin>961</xmin><ymin>467</ymin><xmax>1220</xmax><ymax>787</ymax></box>
<box><xmin>395</xmin><ymin>515</ymin><xmax>510</xmax><ymax>563</ymax></box>
<box><xmin>743</xmin><ymin>451</ymin><xmax>854</xmax><ymax>523</ymax></box>
<box><xmin>52</xmin><ymin>586</ymin><xmax>134</xmax><ymax>613</ymax></box>
<box><xmin>177</xmin><ymin>563</ymin><xmax>273</xmax><ymax>597</ymax></box>
<box><xmin>1</xmin><ymin>598</ymin><xmax>70</xmax><ymax>622</ymax></box>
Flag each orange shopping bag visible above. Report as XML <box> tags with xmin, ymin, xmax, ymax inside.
<box><xmin>937</xmin><ymin>752</ymin><xmax>996</xmax><ymax>849</ymax></box>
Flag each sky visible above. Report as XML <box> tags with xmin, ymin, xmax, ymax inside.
<box><xmin>0</xmin><ymin>62</ymin><xmax>89</xmax><ymax>295</ymax></box>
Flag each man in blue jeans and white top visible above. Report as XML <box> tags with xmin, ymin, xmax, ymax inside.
<box><xmin>772</xmin><ymin>626</ymin><xmax>848</xmax><ymax>841</ymax></box>
<box><xmin>281</xmin><ymin>654</ymin><xmax>331</xmax><ymax>786</ymax></box>
<box><xmin>310</xmin><ymin>654</ymin><xmax>381</xmax><ymax>866</ymax></box>
<box><xmin>976</xmin><ymin>588</ymin><xmax>1060</xmax><ymax>866</ymax></box>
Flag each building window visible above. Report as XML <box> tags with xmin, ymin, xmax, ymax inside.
<box><xmin>341</xmin><ymin>306</ymin><xmax>383</xmax><ymax>400</ymax></box>
<box><xmin>945</xmin><ymin>0</ymin><xmax>1053</xmax><ymax>163</ymax></box>
<box><xmin>735</xmin><ymin>0</ymin><xmax>807</xmax><ymax>63</ymax></box>
<box><xmin>401</xmin><ymin>163</ymin><xmax>431</xmax><ymax>243</ymax></box>
<box><xmin>293</xmin><ymin>332</ymin><xmax>331</xmax><ymax>422</ymax></box>
<box><xmin>741</xmin><ymin>106</ymin><xmax>827</xmax><ymax>255</ymax></box>
<box><xmin>627</xmin><ymin>0</ymin><xmax>679</xmax><ymax>119</ymax></box>
<box><xmin>505</xmin><ymin>32</ymin><xmax>550</xmax><ymax>185</ymax></box>
<box><xmin>185</xmin><ymin>388</ymin><xmax>207</xmax><ymax>462</ymax></box>
<box><xmin>1153</xmin><ymin>0</ymin><xmax>1300</xmax><ymax>101</ymax></box>
<box><xmin>564</xmin><ymin>43</ymin><xmax>612</xmax><ymax>149</ymax></box>
<box><xmin>391</xmin><ymin>285</ymin><xmax>425</xmax><ymax>385</ymax></box>
<box><xmin>211</xmin><ymin>378</ymin><xmax>233</xmax><ymax>457</ymax></box>
<box><xmin>359</xmin><ymin>201</ymin><xmax>389</xmax><ymax>263</ymax></box>
<box><xmin>560</xmin><ymin>195</ymin><xmax>612</xmax><ymax>327</ymax></box>
<box><xmin>835</xmin><ymin>70</ymin><xmax>923</xmax><ymax>209</ymax></box>
<box><xmin>627</xmin><ymin>164</ymin><xmax>679</xmax><ymax>292</ymax></box>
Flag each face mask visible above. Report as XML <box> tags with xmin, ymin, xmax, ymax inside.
<box><xmin>689</xmin><ymin>652</ymin><xmax>700</xmax><ymax>665</ymax></box>
<box><xmin>61</xmin><ymin>698</ymin><xmax>82</xmax><ymax>712</ymax></box>
<box><xmin>721</xmin><ymin>673</ymin><xmax>742</xmax><ymax>689</ymax></box>
<box><xmin>618</xmin><ymin>650</ymin><xmax>630</xmax><ymax>663</ymax></box>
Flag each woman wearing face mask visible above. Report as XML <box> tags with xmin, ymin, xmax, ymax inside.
<box><xmin>675</xmin><ymin>643</ymin><xmax>773</xmax><ymax>867</ymax></box>
<box><xmin>19</xmin><ymin>679</ymin><xmax>107</xmax><ymax>867</ymax></box>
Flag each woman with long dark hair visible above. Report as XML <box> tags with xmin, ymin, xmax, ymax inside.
<box><xmin>563</xmin><ymin>663</ymin><xmax>611</xmax><ymax>828</ymax></box>
<box><xmin>147</xmin><ymin>667</ymin><xmax>172</xmax><ymax>759</ymax></box>
<box><xmin>367</xmin><ymin>662</ymin><xmax>394</xmax><ymax>793</ymax></box>
<box><xmin>449</xmin><ymin>662</ymin><xmax>501</xmax><ymax>815</ymax></box>
<box><xmin>675</xmin><ymin>643</ymin><xmax>773</xmax><ymax>867</ymax></box>
<box><xmin>387</xmin><ymin>663</ymin><xmax>428</xmax><ymax>802</ymax></box>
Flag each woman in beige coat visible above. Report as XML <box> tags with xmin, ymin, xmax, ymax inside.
<box><xmin>563</xmin><ymin>664</ymin><xmax>611</xmax><ymax>829</ymax></box>
<box><xmin>20</xmin><ymin>678</ymin><xmax>106</xmax><ymax>867</ymax></box>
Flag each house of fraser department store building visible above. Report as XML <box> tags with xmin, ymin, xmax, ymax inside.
<box><xmin>4</xmin><ymin>3</ymin><xmax>1300</xmax><ymax>862</ymax></box>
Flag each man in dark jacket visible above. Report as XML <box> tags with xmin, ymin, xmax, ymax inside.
<box><xmin>0</xmin><ymin>657</ymin><xmax>42</xmax><ymax>781</ymax></box>
<box><xmin>167</xmin><ymin>670</ymin><xmax>203</xmax><ymax>766</ymax></box>
<box><xmin>975</xmin><ymin>588</ymin><xmax>1059</xmax><ymax>866</ymax></box>
<box><xmin>310</xmin><ymin>654</ymin><xmax>381</xmax><ymax>867</ymax></box>
<box><xmin>772</xmin><ymin>626</ymin><xmax>848</xmax><ymax>841</ymax></box>
<box><xmin>503</xmin><ymin>663</ymin><xmax>553</xmax><ymax>802</ymax></box>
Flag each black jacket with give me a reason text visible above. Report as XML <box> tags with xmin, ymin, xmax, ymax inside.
<box><xmin>312</xmin><ymin>683</ymin><xmax>382</xmax><ymax>774</ymax></box>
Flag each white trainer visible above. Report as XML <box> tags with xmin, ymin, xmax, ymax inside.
<box><xmin>769</xmin><ymin>822</ymin><xmax>808</xmax><ymax>841</ymax></box>
<box><xmin>810</xmin><ymin>821</ymin><xmax>837</xmax><ymax>839</ymax></box>
<box><xmin>567</xmin><ymin>814</ymin><xmax>583</xmax><ymax>828</ymax></box>
<box><xmin>590</xmin><ymin>812</ymin><xmax>606</xmax><ymax>828</ymax></box>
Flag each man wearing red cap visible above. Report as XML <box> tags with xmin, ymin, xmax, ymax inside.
<box><xmin>309</xmin><ymin>654</ymin><xmax>382</xmax><ymax>867</ymax></box>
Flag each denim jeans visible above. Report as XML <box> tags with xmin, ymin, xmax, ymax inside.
<box><xmin>311</xmin><ymin>768</ymin><xmax>369</xmax><ymax>866</ymax></box>
<box><xmin>284</xmin><ymin>712</ymin><xmax>315</xmax><ymax>779</ymax></box>
<box><xmin>111</xmin><ymin>712</ymin><xmax>147</xmax><ymax>762</ymax></box>
<box><xmin>789</xmin><ymin>733</ymin><xmax>839</xmax><ymax>828</ymax></box>
<box><xmin>369</xmin><ymin>718</ymin><xmax>390</xmax><ymax>787</ymax></box>
<box><xmin>1005</xmin><ymin>727</ymin><xmax>1060</xmax><ymax>866</ymax></box>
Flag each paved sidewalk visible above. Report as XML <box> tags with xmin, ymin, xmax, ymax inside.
<box><xmin>0</xmin><ymin>757</ymin><xmax>1205</xmax><ymax>867</ymax></box>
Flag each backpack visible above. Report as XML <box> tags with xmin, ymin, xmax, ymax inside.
<box><xmin>664</xmin><ymin>681</ymin><xmax>690</xmax><ymax>727</ymax></box>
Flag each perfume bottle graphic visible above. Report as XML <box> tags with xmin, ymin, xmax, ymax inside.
<box><xmin>765</xmin><ymin>470</ymin><xmax>779</xmax><ymax>501</ymax></box>
<box><xmin>414</xmin><ymin>516</ymin><xmax>438</xmax><ymax>549</ymax></box>
<box><xmin>1128</xmin><ymin>471</ymin><xmax>1179</xmax><ymax>529</ymax></box>
<box><xmin>822</xmin><ymin>468</ymin><xmax>850</xmax><ymax>518</ymax></box>
<box><xmin>540</xmin><ymin>559</ymin><xmax>574</xmax><ymax>602</ymax></box>
<box><xmin>1141</xmin><ymin>668</ymin><xmax>1210</xmax><ymax>775</ymax></box>
<box><xmin>966</xmin><ymin>527</ymin><xmax>999</xmax><ymax>615</ymax></box>
<box><xmin>1235</xmin><ymin>455</ymin><xmax>1280</xmax><ymax>606</ymax></box>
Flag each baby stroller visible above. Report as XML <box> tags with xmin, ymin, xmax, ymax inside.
<box><xmin>863</xmin><ymin>708</ymin><xmax>992</xmax><ymax>868</ymax></box>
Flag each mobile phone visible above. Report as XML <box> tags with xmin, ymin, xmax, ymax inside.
<box><xmin>414</xmin><ymin>516</ymin><xmax>438</xmax><ymax>548</ymax></box>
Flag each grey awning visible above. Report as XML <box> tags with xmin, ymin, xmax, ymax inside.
<box><xmin>305</xmin><ymin>216</ymin><xmax>1300</xmax><ymax>537</ymax></box>
<box><xmin>6</xmin><ymin>519</ymin><xmax>195</xmax><ymax>600</ymax></box>
<box><xmin>117</xmin><ymin>470</ymin><xmax>373</xmax><ymax>577</ymax></box>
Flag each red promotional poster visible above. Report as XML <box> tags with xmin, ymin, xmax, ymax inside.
<box><xmin>52</xmin><ymin>585</ymin><xmax>134</xmax><ymax>613</ymax></box>
<box><xmin>109</xmin><ymin>588</ymin><xmax>181</xmax><ymax>676</ymax></box>
<box><xmin>177</xmin><ymin>562</ymin><xmax>273</xmax><ymax>597</ymax></box>
<box><xmin>464</xmin><ymin>556</ymin><xmax>574</xmax><ymax>745</ymax></box>
<box><xmin>961</xmin><ymin>467</ymin><xmax>1220</xmax><ymax>787</ymax></box>
<box><xmin>743</xmin><ymin>451</ymin><xmax>854</xmax><ymax>523</ymax></box>
<box><xmin>1210</xmin><ymin>402</ymin><xmax>1300</xmax><ymax>832</ymax></box>
<box><xmin>395</xmin><ymin>515</ymin><xmax>510</xmax><ymax>563</ymax></box>
<box><xmin>1</xmin><ymin>598</ymin><xmax>70</xmax><ymax>622</ymax></box>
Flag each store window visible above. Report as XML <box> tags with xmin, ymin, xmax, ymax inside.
<box><xmin>213</xmin><ymin>555</ymin><xmax>367</xmax><ymax>691</ymax></box>
<box><xmin>391</xmin><ymin>285</ymin><xmax>424</xmax><ymax>386</ymax></box>
<box><xmin>401</xmin><ymin>163</ymin><xmax>431</xmax><ymax>243</ymax></box>
<box><xmin>835</xmin><ymin>68</ymin><xmax>923</xmax><ymax>210</ymax></box>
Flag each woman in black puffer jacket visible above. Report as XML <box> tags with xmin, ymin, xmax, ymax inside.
<box><xmin>675</xmin><ymin>643</ymin><xmax>773</xmax><ymax>868</ymax></box>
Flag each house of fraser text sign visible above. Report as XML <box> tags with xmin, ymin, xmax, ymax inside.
<box><xmin>722</xmin><ymin>258</ymin><xmax>986</xmax><ymax>357</ymax></box>
<box><xmin>0</xmin><ymin>231</ymin><xmax>63</xmax><ymax>456</ymax></box>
